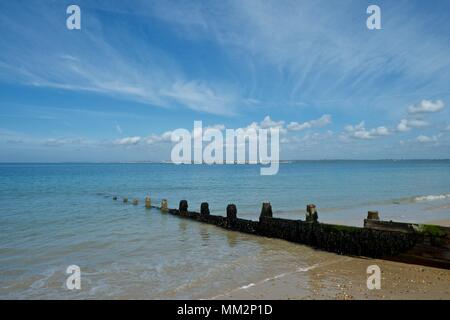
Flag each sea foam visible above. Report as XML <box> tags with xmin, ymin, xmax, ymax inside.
<box><xmin>415</xmin><ymin>194</ymin><xmax>450</xmax><ymax>201</ymax></box>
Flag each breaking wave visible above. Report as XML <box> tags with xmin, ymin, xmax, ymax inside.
<box><xmin>414</xmin><ymin>194</ymin><xmax>450</xmax><ymax>202</ymax></box>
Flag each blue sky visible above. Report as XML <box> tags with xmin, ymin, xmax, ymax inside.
<box><xmin>1</xmin><ymin>0</ymin><xmax>449</xmax><ymax>161</ymax></box>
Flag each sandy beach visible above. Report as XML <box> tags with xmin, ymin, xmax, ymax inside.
<box><xmin>214</xmin><ymin>251</ymin><xmax>450</xmax><ymax>300</ymax></box>
<box><xmin>212</xmin><ymin>218</ymin><xmax>450</xmax><ymax>300</ymax></box>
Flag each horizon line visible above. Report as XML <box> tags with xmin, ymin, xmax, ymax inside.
<box><xmin>1</xmin><ymin>159</ymin><xmax>450</xmax><ymax>164</ymax></box>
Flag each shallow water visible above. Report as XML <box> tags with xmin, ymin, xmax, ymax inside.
<box><xmin>0</xmin><ymin>161</ymin><xmax>449</xmax><ymax>299</ymax></box>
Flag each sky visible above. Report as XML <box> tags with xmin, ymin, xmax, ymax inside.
<box><xmin>0</xmin><ymin>0</ymin><xmax>450</xmax><ymax>162</ymax></box>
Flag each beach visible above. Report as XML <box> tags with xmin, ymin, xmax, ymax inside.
<box><xmin>214</xmin><ymin>218</ymin><xmax>450</xmax><ymax>300</ymax></box>
<box><xmin>217</xmin><ymin>252</ymin><xmax>450</xmax><ymax>300</ymax></box>
<box><xmin>206</xmin><ymin>219</ymin><xmax>450</xmax><ymax>300</ymax></box>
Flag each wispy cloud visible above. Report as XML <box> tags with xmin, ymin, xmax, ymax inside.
<box><xmin>146</xmin><ymin>0</ymin><xmax>450</xmax><ymax>112</ymax></box>
<box><xmin>1</xmin><ymin>1</ymin><xmax>450</xmax><ymax>161</ymax></box>
<box><xmin>0</xmin><ymin>3</ymin><xmax>241</xmax><ymax>116</ymax></box>
<box><xmin>161</xmin><ymin>81</ymin><xmax>237</xmax><ymax>116</ymax></box>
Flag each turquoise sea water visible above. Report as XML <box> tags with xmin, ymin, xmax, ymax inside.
<box><xmin>0</xmin><ymin>161</ymin><xmax>449</xmax><ymax>299</ymax></box>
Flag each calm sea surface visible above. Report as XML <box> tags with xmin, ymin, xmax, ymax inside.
<box><xmin>1</xmin><ymin>161</ymin><xmax>449</xmax><ymax>299</ymax></box>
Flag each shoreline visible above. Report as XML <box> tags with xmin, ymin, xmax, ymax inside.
<box><xmin>215</xmin><ymin>254</ymin><xmax>450</xmax><ymax>300</ymax></box>
<box><xmin>212</xmin><ymin>218</ymin><xmax>450</xmax><ymax>300</ymax></box>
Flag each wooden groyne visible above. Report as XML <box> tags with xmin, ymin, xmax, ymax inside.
<box><xmin>113</xmin><ymin>196</ymin><xmax>450</xmax><ymax>269</ymax></box>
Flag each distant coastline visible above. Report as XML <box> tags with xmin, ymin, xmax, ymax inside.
<box><xmin>1</xmin><ymin>159</ymin><xmax>450</xmax><ymax>164</ymax></box>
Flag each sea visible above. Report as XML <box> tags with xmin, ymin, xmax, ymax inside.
<box><xmin>1</xmin><ymin>160</ymin><xmax>449</xmax><ymax>299</ymax></box>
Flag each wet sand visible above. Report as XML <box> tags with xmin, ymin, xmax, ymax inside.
<box><xmin>428</xmin><ymin>218</ymin><xmax>450</xmax><ymax>227</ymax></box>
<box><xmin>212</xmin><ymin>219</ymin><xmax>450</xmax><ymax>300</ymax></box>
<box><xmin>214</xmin><ymin>254</ymin><xmax>450</xmax><ymax>300</ymax></box>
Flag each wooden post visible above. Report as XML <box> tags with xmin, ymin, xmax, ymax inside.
<box><xmin>227</xmin><ymin>204</ymin><xmax>237</xmax><ymax>221</ymax></box>
<box><xmin>161</xmin><ymin>199</ymin><xmax>168</xmax><ymax>212</ymax></box>
<box><xmin>132</xmin><ymin>198</ymin><xmax>139</xmax><ymax>205</ymax></box>
<box><xmin>367</xmin><ymin>211</ymin><xmax>380</xmax><ymax>220</ymax></box>
<box><xmin>179</xmin><ymin>200</ymin><xmax>188</xmax><ymax>213</ymax></box>
<box><xmin>260</xmin><ymin>202</ymin><xmax>273</xmax><ymax>220</ymax></box>
<box><xmin>112</xmin><ymin>196</ymin><xmax>117</xmax><ymax>201</ymax></box>
<box><xmin>200</xmin><ymin>202</ymin><xmax>210</xmax><ymax>216</ymax></box>
<box><xmin>123</xmin><ymin>197</ymin><xmax>128</xmax><ymax>203</ymax></box>
<box><xmin>306</xmin><ymin>204</ymin><xmax>318</xmax><ymax>222</ymax></box>
<box><xmin>145</xmin><ymin>196</ymin><xmax>151</xmax><ymax>208</ymax></box>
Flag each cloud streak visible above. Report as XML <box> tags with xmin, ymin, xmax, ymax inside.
<box><xmin>0</xmin><ymin>3</ymin><xmax>240</xmax><ymax>116</ymax></box>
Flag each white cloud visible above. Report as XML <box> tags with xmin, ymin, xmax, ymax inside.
<box><xmin>260</xmin><ymin>116</ymin><xmax>285</xmax><ymax>130</ymax></box>
<box><xmin>146</xmin><ymin>131</ymin><xmax>173</xmax><ymax>145</ymax></box>
<box><xmin>373</xmin><ymin>126</ymin><xmax>390</xmax><ymax>136</ymax></box>
<box><xmin>233</xmin><ymin>115</ymin><xmax>330</xmax><ymax>136</ymax></box>
<box><xmin>287</xmin><ymin>114</ymin><xmax>331</xmax><ymax>131</ymax></box>
<box><xmin>416</xmin><ymin>135</ymin><xmax>439</xmax><ymax>143</ymax></box>
<box><xmin>114</xmin><ymin>136</ymin><xmax>141</xmax><ymax>145</ymax></box>
<box><xmin>230</xmin><ymin>116</ymin><xmax>287</xmax><ymax>135</ymax></box>
<box><xmin>146</xmin><ymin>123</ymin><xmax>226</xmax><ymax>145</ymax></box>
<box><xmin>142</xmin><ymin>115</ymin><xmax>330</xmax><ymax>149</ymax></box>
<box><xmin>397</xmin><ymin>119</ymin><xmax>429</xmax><ymax>132</ymax></box>
<box><xmin>287</xmin><ymin>122</ymin><xmax>310</xmax><ymax>131</ymax></box>
<box><xmin>408</xmin><ymin>100</ymin><xmax>445</xmax><ymax>114</ymax></box>
<box><xmin>343</xmin><ymin>121</ymin><xmax>391</xmax><ymax>140</ymax></box>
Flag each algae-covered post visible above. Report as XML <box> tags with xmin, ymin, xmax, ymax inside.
<box><xmin>145</xmin><ymin>196</ymin><xmax>151</xmax><ymax>208</ymax></box>
<box><xmin>367</xmin><ymin>211</ymin><xmax>380</xmax><ymax>220</ymax></box>
<box><xmin>226</xmin><ymin>204</ymin><xmax>237</xmax><ymax>222</ymax></box>
<box><xmin>306</xmin><ymin>204</ymin><xmax>318</xmax><ymax>222</ymax></box>
<box><xmin>260</xmin><ymin>202</ymin><xmax>273</xmax><ymax>220</ymax></box>
<box><xmin>123</xmin><ymin>197</ymin><xmax>128</xmax><ymax>203</ymax></box>
<box><xmin>132</xmin><ymin>198</ymin><xmax>139</xmax><ymax>205</ymax></box>
<box><xmin>200</xmin><ymin>202</ymin><xmax>210</xmax><ymax>216</ymax></box>
<box><xmin>161</xmin><ymin>199</ymin><xmax>168</xmax><ymax>212</ymax></box>
<box><xmin>179</xmin><ymin>200</ymin><xmax>188</xmax><ymax>213</ymax></box>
